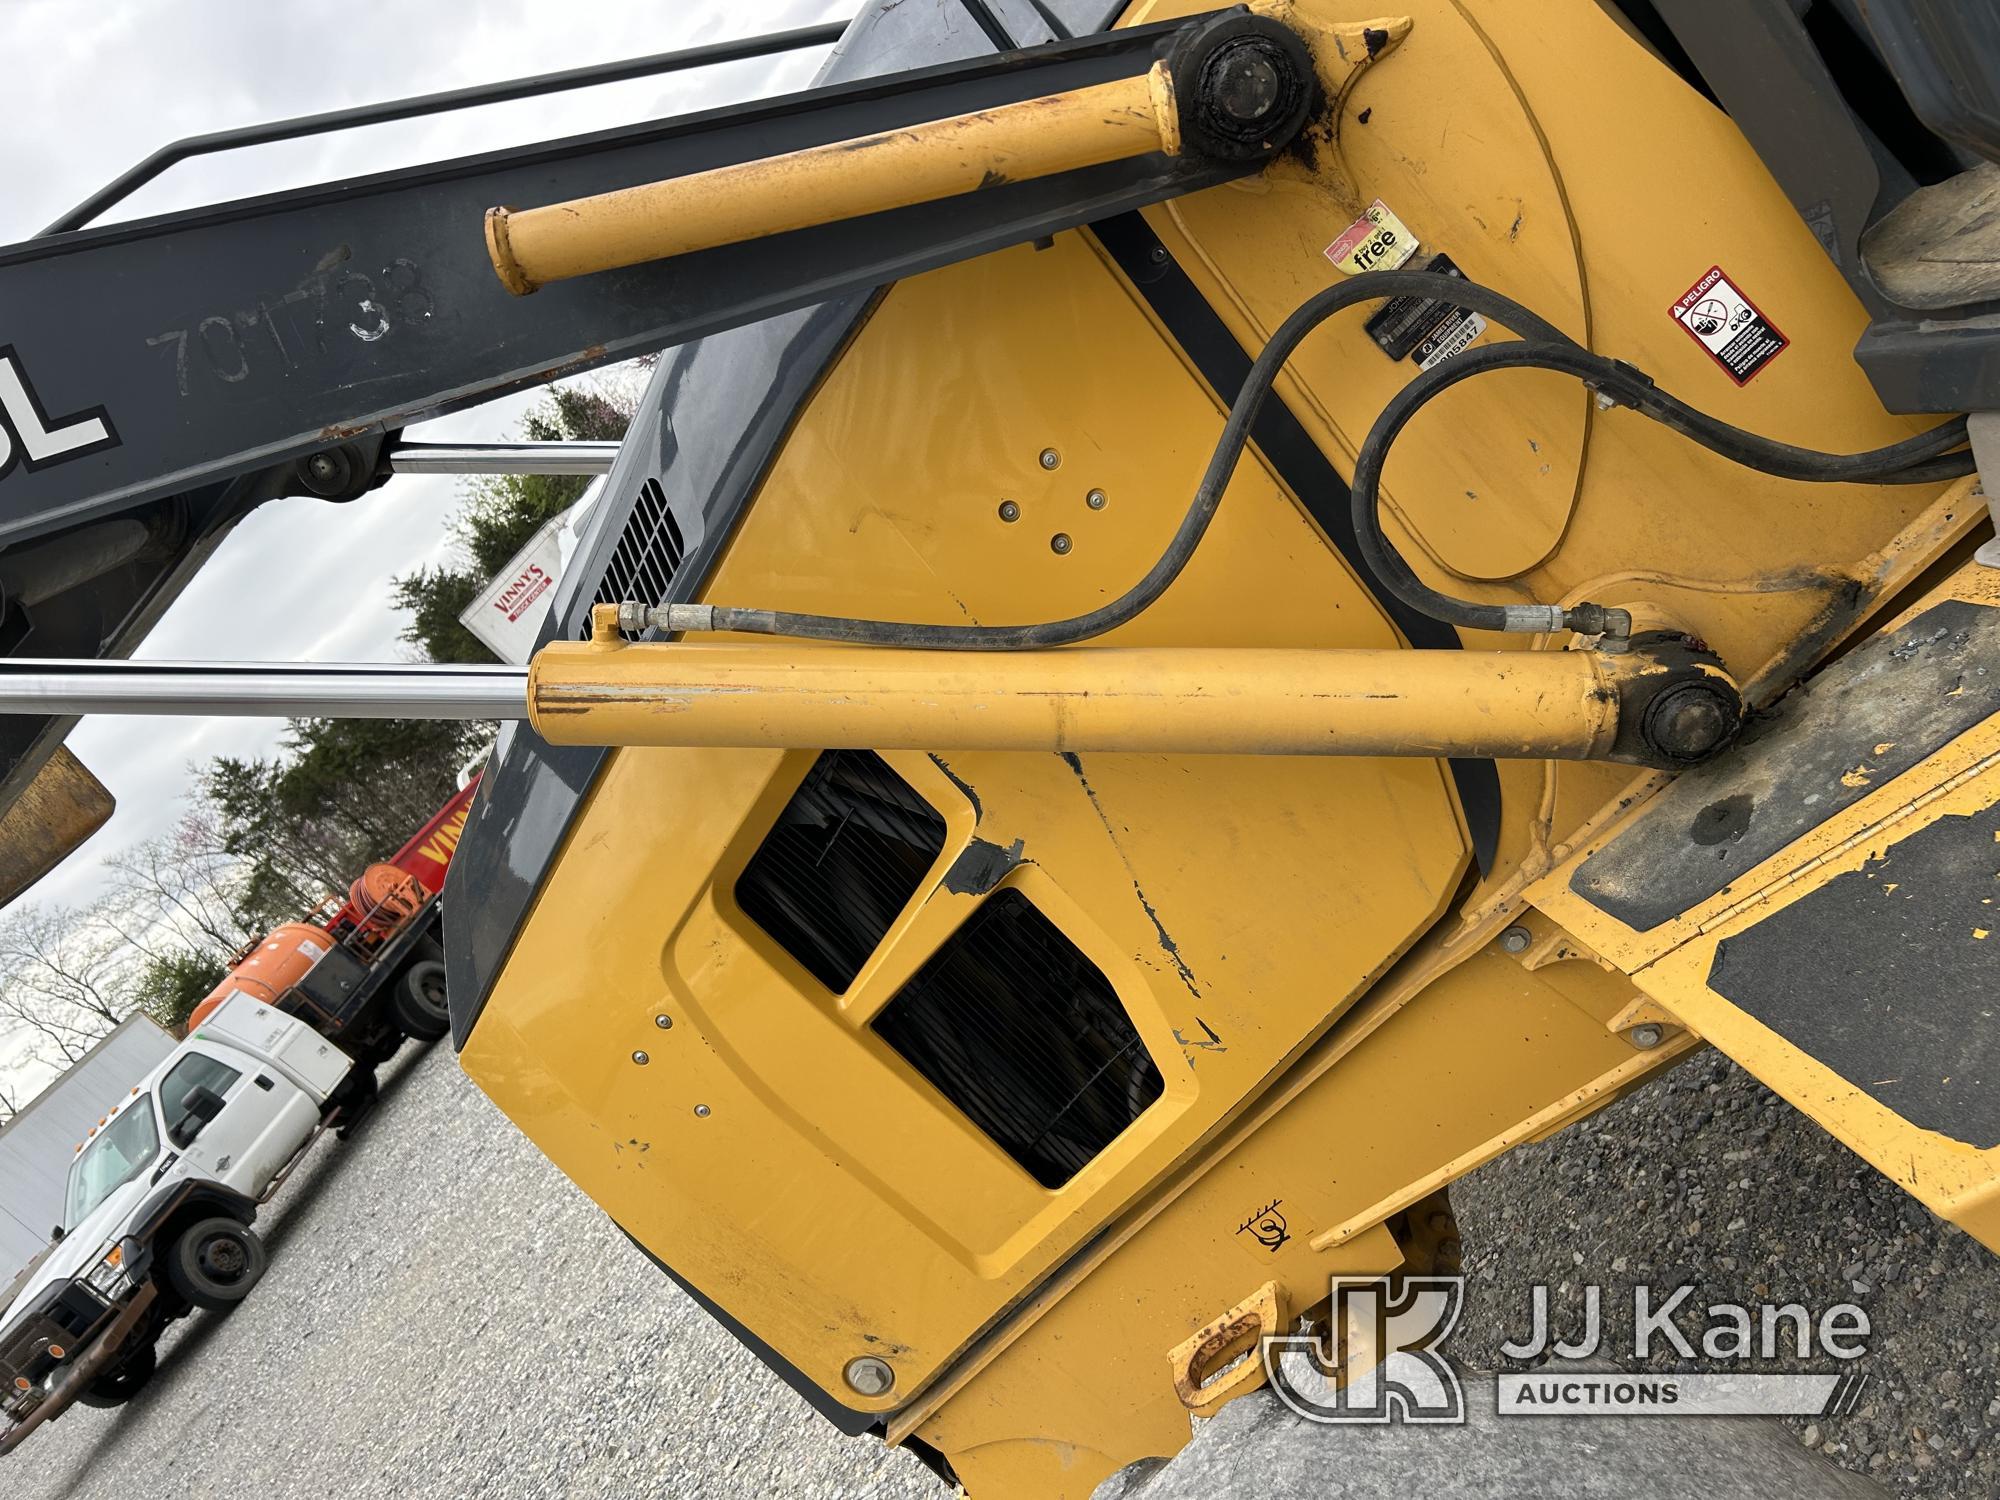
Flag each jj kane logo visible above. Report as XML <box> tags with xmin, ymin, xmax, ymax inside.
<box><xmin>1259</xmin><ymin>1278</ymin><xmax>1873</xmax><ymax>1424</ymax></box>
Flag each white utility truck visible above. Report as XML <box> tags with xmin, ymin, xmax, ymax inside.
<box><xmin>0</xmin><ymin>994</ymin><xmax>355</xmax><ymax>1453</ymax></box>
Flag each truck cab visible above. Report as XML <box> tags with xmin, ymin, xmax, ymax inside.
<box><xmin>0</xmin><ymin>995</ymin><xmax>352</xmax><ymax>1453</ymax></box>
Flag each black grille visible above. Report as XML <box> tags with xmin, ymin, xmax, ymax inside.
<box><xmin>50</xmin><ymin>1283</ymin><xmax>109</xmax><ymax>1336</ymax></box>
<box><xmin>873</xmin><ymin>890</ymin><xmax>1163</xmax><ymax>1188</ymax></box>
<box><xmin>582</xmin><ymin>475</ymin><xmax>687</xmax><ymax>640</ymax></box>
<box><xmin>736</xmin><ymin>752</ymin><xmax>948</xmax><ymax>993</ymax></box>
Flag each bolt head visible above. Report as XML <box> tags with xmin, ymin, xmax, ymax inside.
<box><xmin>1210</xmin><ymin>46</ymin><xmax>1283</xmax><ymax>123</ymax></box>
<box><xmin>631</xmin><ymin>1050</ymin><xmax>650</xmax><ymax>1066</ymax></box>
<box><xmin>693</xmin><ymin>1103</ymin><xmax>711</xmax><ymax>1118</ymax></box>
<box><xmin>1498</xmin><ymin>924</ymin><xmax>1532</xmax><ymax>955</ymax></box>
<box><xmin>1629</xmin><ymin>1023</ymin><xmax>1665</xmax><ymax>1050</ymax></box>
<box><xmin>845</xmin><ymin>1356</ymin><xmax>895</xmax><ymax>1397</ymax></box>
<box><xmin>1660</xmin><ymin>695</ymin><xmax>1730</xmax><ymax>758</ymax></box>
<box><xmin>997</xmin><ymin>500</ymin><xmax>1020</xmax><ymax>523</ymax></box>
<box><xmin>1050</xmin><ymin>533</ymin><xmax>1073</xmax><ymax>555</ymax></box>
<box><xmin>306</xmin><ymin>453</ymin><xmax>339</xmax><ymax>480</ymax></box>
<box><xmin>1086</xmin><ymin>489</ymin><xmax>1107</xmax><ymax>510</ymax></box>
<box><xmin>1642</xmin><ymin>682</ymin><xmax>1739</xmax><ymax>764</ymax></box>
<box><xmin>1039</xmin><ymin>448</ymin><xmax>1061</xmax><ymax>471</ymax></box>
<box><xmin>653</xmin><ymin>1014</ymin><xmax>673</xmax><ymax>1030</ymax></box>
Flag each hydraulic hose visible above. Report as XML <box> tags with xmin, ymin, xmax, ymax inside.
<box><xmin>1348</xmin><ymin>342</ymin><xmax>1973</xmax><ymax>632</ymax></box>
<box><xmin>632</xmin><ymin>272</ymin><xmax>1970</xmax><ymax>648</ymax></box>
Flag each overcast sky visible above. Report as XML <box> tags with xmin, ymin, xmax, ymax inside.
<box><xmin>1</xmin><ymin>0</ymin><xmax>845</xmax><ymax>1095</ymax></box>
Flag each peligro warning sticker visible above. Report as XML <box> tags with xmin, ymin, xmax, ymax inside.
<box><xmin>1325</xmin><ymin>199</ymin><xmax>1418</xmax><ymax>276</ymax></box>
<box><xmin>1670</xmin><ymin>265</ymin><xmax>1788</xmax><ymax>384</ymax></box>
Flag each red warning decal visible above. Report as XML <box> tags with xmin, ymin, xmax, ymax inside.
<box><xmin>1670</xmin><ymin>266</ymin><xmax>1788</xmax><ymax>385</ymax></box>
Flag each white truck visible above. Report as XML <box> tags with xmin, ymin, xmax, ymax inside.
<box><xmin>0</xmin><ymin>994</ymin><xmax>354</xmax><ymax>1453</ymax></box>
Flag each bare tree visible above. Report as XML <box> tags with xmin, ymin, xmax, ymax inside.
<box><xmin>99</xmin><ymin>813</ymin><xmax>260</xmax><ymax>964</ymax></box>
<box><xmin>0</xmin><ymin>901</ymin><xmax>131</xmax><ymax>1066</ymax></box>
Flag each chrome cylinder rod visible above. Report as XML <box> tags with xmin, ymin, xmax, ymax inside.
<box><xmin>0</xmin><ymin>660</ymin><xmax>528</xmax><ymax>720</ymax></box>
<box><xmin>386</xmin><ymin>441</ymin><xmax>621</xmax><ymax>476</ymax></box>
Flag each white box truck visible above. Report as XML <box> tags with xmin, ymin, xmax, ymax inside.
<box><xmin>0</xmin><ymin>994</ymin><xmax>356</xmax><ymax>1453</ymax></box>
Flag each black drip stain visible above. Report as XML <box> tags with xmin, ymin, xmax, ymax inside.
<box><xmin>1690</xmin><ymin>793</ymin><xmax>1754</xmax><ymax>849</ymax></box>
<box><xmin>1060</xmin><ymin>751</ymin><xmax>1203</xmax><ymax>1000</ymax></box>
<box><xmin>927</xmin><ymin>753</ymin><xmax>982</xmax><ymax>818</ymax></box>
<box><xmin>1364</xmin><ymin>25</ymin><xmax>1390</xmax><ymax>56</ymax></box>
<box><xmin>1356</xmin><ymin>106</ymin><xmax>1372</xmax><ymax>125</ymax></box>
<box><xmin>1283</xmin><ymin>74</ymin><xmax>1334</xmax><ymax>172</ymax></box>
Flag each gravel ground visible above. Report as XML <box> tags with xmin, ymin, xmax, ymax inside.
<box><xmin>8</xmin><ymin>1042</ymin><xmax>944</xmax><ymax>1500</ymax></box>
<box><xmin>1453</xmin><ymin>1049</ymin><xmax>2000</xmax><ymax>1498</ymax></box>
<box><xmin>11</xmin><ymin>1039</ymin><xmax>1994</xmax><ymax>1498</ymax></box>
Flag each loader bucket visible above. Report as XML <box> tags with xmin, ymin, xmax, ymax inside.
<box><xmin>0</xmin><ymin>746</ymin><xmax>112</xmax><ymax>908</ymax></box>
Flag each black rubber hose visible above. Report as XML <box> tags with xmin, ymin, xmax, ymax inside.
<box><xmin>675</xmin><ymin>274</ymin><xmax>1968</xmax><ymax>648</ymax></box>
<box><xmin>690</xmin><ymin>271</ymin><xmax>1580</xmax><ymax>650</ymax></box>
<box><xmin>1582</xmin><ymin>357</ymin><xmax>1970</xmax><ymax>482</ymax></box>
<box><xmin>1347</xmin><ymin>343</ymin><xmax>1974</xmax><ymax>633</ymax></box>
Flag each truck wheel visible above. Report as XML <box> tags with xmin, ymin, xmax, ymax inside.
<box><xmin>393</xmin><ymin>959</ymin><xmax>450</xmax><ymax>1041</ymax></box>
<box><xmin>75</xmin><ymin>1342</ymin><xmax>158</xmax><ymax>1408</ymax></box>
<box><xmin>165</xmin><ymin>1218</ymin><xmax>268</xmax><ymax>1312</ymax></box>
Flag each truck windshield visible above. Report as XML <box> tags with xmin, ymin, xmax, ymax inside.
<box><xmin>63</xmin><ymin>1098</ymin><xmax>160</xmax><ymax>1229</ymax></box>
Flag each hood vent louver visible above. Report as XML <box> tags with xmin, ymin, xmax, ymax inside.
<box><xmin>874</xmin><ymin>889</ymin><xmax>1163</xmax><ymax>1189</ymax></box>
<box><xmin>581</xmin><ymin>475</ymin><xmax>687</xmax><ymax>641</ymax></box>
<box><xmin>737</xmin><ymin>754</ymin><xmax>1163</xmax><ymax>1187</ymax></box>
<box><xmin>736</xmin><ymin>751</ymin><xmax>948</xmax><ymax>993</ymax></box>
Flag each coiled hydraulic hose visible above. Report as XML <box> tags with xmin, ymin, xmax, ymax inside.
<box><xmin>1350</xmin><ymin>339</ymin><xmax>1972</xmax><ymax>632</ymax></box>
<box><xmin>635</xmin><ymin>271</ymin><xmax>1971</xmax><ymax>647</ymax></box>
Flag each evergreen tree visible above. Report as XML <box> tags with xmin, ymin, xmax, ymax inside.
<box><xmin>131</xmin><ymin>949</ymin><xmax>230</xmax><ymax>1033</ymax></box>
<box><xmin>205</xmin><ymin>716</ymin><xmax>484</xmax><ymax>930</ymax></box>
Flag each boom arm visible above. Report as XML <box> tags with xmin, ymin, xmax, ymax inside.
<box><xmin>0</xmin><ymin>9</ymin><xmax>1297</xmax><ymax>550</ymax></box>
<box><xmin>0</xmin><ymin>4</ymin><xmax>1313</xmax><ymax>864</ymax></box>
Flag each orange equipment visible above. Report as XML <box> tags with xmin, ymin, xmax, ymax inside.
<box><xmin>185</xmin><ymin>924</ymin><xmax>336</xmax><ymax>1032</ymax></box>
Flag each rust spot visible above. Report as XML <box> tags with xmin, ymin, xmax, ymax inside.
<box><xmin>526</xmin><ymin>343</ymin><xmax>611</xmax><ymax>388</ymax></box>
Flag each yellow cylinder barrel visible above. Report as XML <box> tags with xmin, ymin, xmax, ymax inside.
<box><xmin>526</xmin><ymin>641</ymin><xmax>1626</xmax><ymax>761</ymax></box>
<box><xmin>485</xmin><ymin>67</ymin><xmax>1177</xmax><ymax>294</ymax></box>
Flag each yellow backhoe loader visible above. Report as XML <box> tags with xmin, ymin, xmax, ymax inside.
<box><xmin>1</xmin><ymin>0</ymin><xmax>1996</xmax><ymax>1491</ymax></box>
